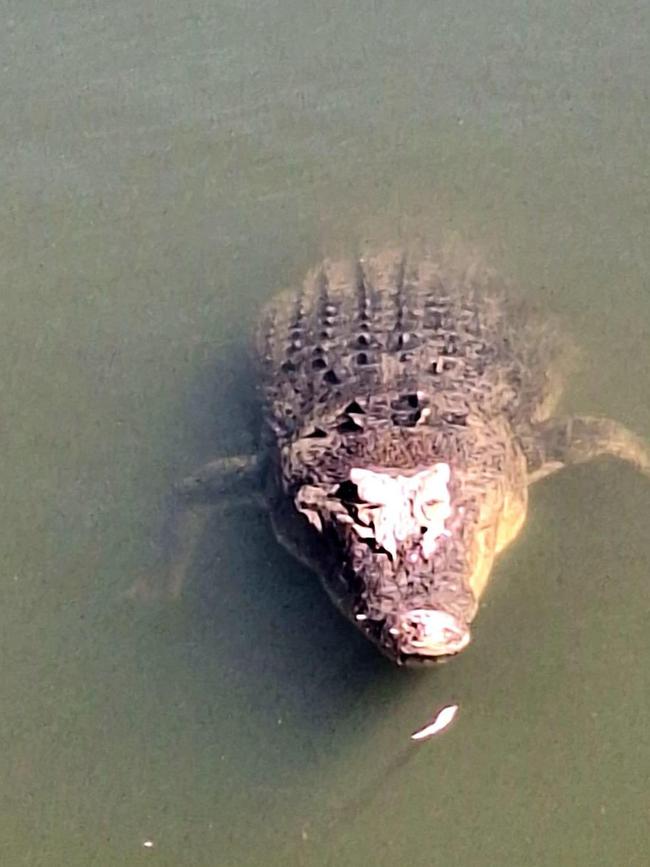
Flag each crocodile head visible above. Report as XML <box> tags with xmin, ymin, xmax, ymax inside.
<box><xmin>294</xmin><ymin>462</ymin><xmax>478</xmax><ymax>664</ymax></box>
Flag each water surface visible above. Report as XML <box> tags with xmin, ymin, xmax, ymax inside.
<box><xmin>2</xmin><ymin>1</ymin><xmax>649</xmax><ymax>865</ymax></box>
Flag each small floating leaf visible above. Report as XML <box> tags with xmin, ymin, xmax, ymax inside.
<box><xmin>410</xmin><ymin>704</ymin><xmax>459</xmax><ymax>741</ymax></box>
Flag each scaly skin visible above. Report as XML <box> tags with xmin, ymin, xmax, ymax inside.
<box><xmin>254</xmin><ymin>250</ymin><xmax>556</xmax><ymax>663</ymax></box>
<box><xmin>165</xmin><ymin>249</ymin><xmax>650</xmax><ymax>665</ymax></box>
<box><xmin>251</xmin><ymin>250</ymin><xmax>650</xmax><ymax>664</ymax></box>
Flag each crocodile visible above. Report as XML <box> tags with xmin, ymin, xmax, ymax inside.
<box><xmin>176</xmin><ymin>249</ymin><xmax>650</xmax><ymax>665</ymax></box>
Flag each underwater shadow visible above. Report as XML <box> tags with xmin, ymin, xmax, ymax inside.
<box><xmin>150</xmin><ymin>342</ymin><xmax>424</xmax><ymax>792</ymax></box>
<box><xmin>174</xmin><ymin>503</ymin><xmax>434</xmax><ymax>837</ymax></box>
<box><xmin>190</xmin><ymin>502</ymin><xmax>414</xmax><ymax>728</ymax></box>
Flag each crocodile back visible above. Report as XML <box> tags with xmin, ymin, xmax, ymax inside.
<box><xmin>255</xmin><ymin>250</ymin><xmax>561</xmax><ymax>448</ymax></box>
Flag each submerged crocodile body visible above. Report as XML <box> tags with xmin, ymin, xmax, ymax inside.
<box><xmin>182</xmin><ymin>249</ymin><xmax>650</xmax><ymax>665</ymax></box>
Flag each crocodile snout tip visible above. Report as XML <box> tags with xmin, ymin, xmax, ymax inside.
<box><xmin>387</xmin><ymin>608</ymin><xmax>471</xmax><ymax>657</ymax></box>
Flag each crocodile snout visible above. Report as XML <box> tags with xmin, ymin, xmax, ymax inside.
<box><xmin>387</xmin><ymin>608</ymin><xmax>471</xmax><ymax>658</ymax></box>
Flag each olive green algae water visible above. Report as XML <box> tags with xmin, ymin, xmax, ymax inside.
<box><xmin>1</xmin><ymin>1</ymin><xmax>649</xmax><ymax>865</ymax></box>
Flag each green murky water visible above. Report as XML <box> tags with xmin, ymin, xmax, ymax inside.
<box><xmin>2</xmin><ymin>2</ymin><xmax>649</xmax><ymax>864</ymax></box>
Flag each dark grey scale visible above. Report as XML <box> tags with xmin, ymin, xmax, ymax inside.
<box><xmin>353</xmin><ymin>349</ymin><xmax>374</xmax><ymax>368</ymax></box>
<box><xmin>352</xmin><ymin>323</ymin><xmax>372</xmax><ymax>347</ymax></box>
<box><xmin>311</xmin><ymin>354</ymin><xmax>329</xmax><ymax>372</ymax></box>
<box><xmin>322</xmin><ymin>368</ymin><xmax>342</xmax><ymax>386</ymax></box>
<box><xmin>335</xmin><ymin>400</ymin><xmax>366</xmax><ymax>435</ymax></box>
<box><xmin>390</xmin><ymin>392</ymin><xmax>425</xmax><ymax>427</ymax></box>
